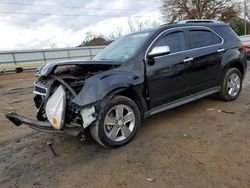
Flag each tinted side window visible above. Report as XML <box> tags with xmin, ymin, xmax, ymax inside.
<box><xmin>154</xmin><ymin>31</ymin><xmax>186</xmax><ymax>53</ymax></box>
<box><xmin>213</xmin><ymin>25</ymin><xmax>240</xmax><ymax>43</ymax></box>
<box><xmin>188</xmin><ymin>30</ymin><xmax>222</xmax><ymax>49</ymax></box>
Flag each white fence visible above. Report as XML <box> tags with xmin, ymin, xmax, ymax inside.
<box><xmin>0</xmin><ymin>46</ymin><xmax>105</xmax><ymax>73</ymax></box>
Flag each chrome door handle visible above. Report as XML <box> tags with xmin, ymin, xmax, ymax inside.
<box><xmin>183</xmin><ymin>57</ymin><xmax>194</xmax><ymax>63</ymax></box>
<box><xmin>217</xmin><ymin>49</ymin><xmax>225</xmax><ymax>53</ymax></box>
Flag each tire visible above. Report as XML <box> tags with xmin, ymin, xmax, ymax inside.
<box><xmin>219</xmin><ymin>68</ymin><xmax>242</xmax><ymax>101</ymax></box>
<box><xmin>90</xmin><ymin>95</ymin><xmax>141</xmax><ymax>148</ymax></box>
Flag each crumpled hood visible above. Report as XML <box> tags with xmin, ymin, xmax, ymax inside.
<box><xmin>37</xmin><ymin>60</ymin><xmax>121</xmax><ymax>76</ymax></box>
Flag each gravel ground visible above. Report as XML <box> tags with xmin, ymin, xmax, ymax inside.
<box><xmin>0</xmin><ymin>66</ymin><xmax>250</xmax><ymax>188</ymax></box>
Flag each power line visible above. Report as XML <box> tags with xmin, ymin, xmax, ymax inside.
<box><xmin>0</xmin><ymin>11</ymin><xmax>157</xmax><ymax>18</ymax></box>
<box><xmin>0</xmin><ymin>1</ymin><xmax>162</xmax><ymax>12</ymax></box>
<box><xmin>0</xmin><ymin>2</ymin><xmax>137</xmax><ymax>11</ymax></box>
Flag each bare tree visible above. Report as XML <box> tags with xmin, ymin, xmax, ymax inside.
<box><xmin>108</xmin><ymin>26</ymin><xmax>123</xmax><ymax>41</ymax></box>
<box><xmin>161</xmin><ymin>0</ymin><xmax>240</xmax><ymax>23</ymax></box>
<box><xmin>127</xmin><ymin>18</ymin><xmax>160</xmax><ymax>32</ymax></box>
<box><xmin>108</xmin><ymin>19</ymin><xmax>160</xmax><ymax>41</ymax></box>
<box><xmin>79</xmin><ymin>18</ymin><xmax>161</xmax><ymax>46</ymax></box>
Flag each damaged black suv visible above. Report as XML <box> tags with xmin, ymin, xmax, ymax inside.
<box><xmin>6</xmin><ymin>20</ymin><xmax>248</xmax><ymax>148</ymax></box>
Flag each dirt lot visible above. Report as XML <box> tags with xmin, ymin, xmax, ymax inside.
<box><xmin>1</xmin><ymin>67</ymin><xmax>250</xmax><ymax>188</ymax></box>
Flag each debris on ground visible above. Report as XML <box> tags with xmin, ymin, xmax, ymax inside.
<box><xmin>46</xmin><ymin>141</ymin><xmax>58</xmax><ymax>157</ymax></box>
<box><xmin>7</xmin><ymin>87</ymin><xmax>25</xmax><ymax>92</ymax></box>
<box><xmin>7</xmin><ymin>86</ymin><xmax>32</xmax><ymax>92</ymax></box>
<box><xmin>146</xmin><ymin>177</ymin><xmax>155</xmax><ymax>182</ymax></box>
<box><xmin>9</xmin><ymin>100</ymin><xmax>22</xmax><ymax>104</ymax></box>
<box><xmin>217</xmin><ymin>110</ymin><xmax>236</xmax><ymax>114</ymax></box>
<box><xmin>207</xmin><ymin>108</ymin><xmax>235</xmax><ymax>114</ymax></box>
<box><xmin>207</xmin><ymin>108</ymin><xmax>215</xmax><ymax>111</ymax></box>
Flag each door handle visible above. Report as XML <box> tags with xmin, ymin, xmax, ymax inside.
<box><xmin>183</xmin><ymin>57</ymin><xmax>194</xmax><ymax>63</ymax></box>
<box><xmin>217</xmin><ymin>49</ymin><xmax>225</xmax><ymax>53</ymax></box>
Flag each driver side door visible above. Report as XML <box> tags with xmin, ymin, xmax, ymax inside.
<box><xmin>145</xmin><ymin>29</ymin><xmax>196</xmax><ymax>109</ymax></box>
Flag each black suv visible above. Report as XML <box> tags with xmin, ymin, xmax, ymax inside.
<box><xmin>6</xmin><ymin>20</ymin><xmax>248</xmax><ymax>148</ymax></box>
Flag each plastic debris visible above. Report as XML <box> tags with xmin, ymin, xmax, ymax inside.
<box><xmin>207</xmin><ymin>108</ymin><xmax>215</xmax><ymax>111</ymax></box>
<box><xmin>217</xmin><ymin>110</ymin><xmax>235</xmax><ymax>114</ymax></box>
<box><xmin>146</xmin><ymin>177</ymin><xmax>155</xmax><ymax>182</ymax></box>
<box><xmin>207</xmin><ymin>108</ymin><xmax>235</xmax><ymax>114</ymax></box>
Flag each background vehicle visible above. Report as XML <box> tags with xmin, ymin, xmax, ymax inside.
<box><xmin>6</xmin><ymin>20</ymin><xmax>248</xmax><ymax>148</ymax></box>
<box><xmin>239</xmin><ymin>35</ymin><xmax>250</xmax><ymax>60</ymax></box>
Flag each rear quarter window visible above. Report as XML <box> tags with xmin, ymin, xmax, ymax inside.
<box><xmin>188</xmin><ymin>29</ymin><xmax>222</xmax><ymax>49</ymax></box>
<box><xmin>212</xmin><ymin>25</ymin><xmax>240</xmax><ymax>43</ymax></box>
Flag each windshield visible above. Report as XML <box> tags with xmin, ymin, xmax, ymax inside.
<box><xmin>94</xmin><ymin>32</ymin><xmax>152</xmax><ymax>62</ymax></box>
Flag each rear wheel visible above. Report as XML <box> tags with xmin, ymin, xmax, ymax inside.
<box><xmin>219</xmin><ymin>68</ymin><xmax>242</xmax><ymax>101</ymax></box>
<box><xmin>91</xmin><ymin>95</ymin><xmax>141</xmax><ymax>148</ymax></box>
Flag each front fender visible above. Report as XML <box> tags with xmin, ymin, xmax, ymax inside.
<box><xmin>72</xmin><ymin>72</ymin><xmax>142</xmax><ymax>107</ymax></box>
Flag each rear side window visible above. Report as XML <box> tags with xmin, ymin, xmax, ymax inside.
<box><xmin>153</xmin><ymin>31</ymin><xmax>186</xmax><ymax>53</ymax></box>
<box><xmin>188</xmin><ymin>29</ymin><xmax>222</xmax><ymax>49</ymax></box>
<box><xmin>213</xmin><ymin>25</ymin><xmax>240</xmax><ymax>43</ymax></box>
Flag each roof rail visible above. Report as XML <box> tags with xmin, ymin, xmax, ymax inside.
<box><xmin>176</xmin><ymin>20</ymin><xmax>222</xmax><ymax>24</ymax></box>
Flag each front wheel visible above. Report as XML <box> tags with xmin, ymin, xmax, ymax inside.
<box><xmin>91</xmin><ymin>95</ymin><xmax>141</xmax><ymax>148</ymax></box>
<box><xmin>219</xmin><ymin>68</ymin><xmax>242</xmax><ymax>101</ymax></box>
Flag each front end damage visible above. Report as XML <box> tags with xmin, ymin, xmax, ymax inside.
<box><xmin>6</xmin><ymin>60</ymin><xmax>121</xmax><ymax>136</ymax></box>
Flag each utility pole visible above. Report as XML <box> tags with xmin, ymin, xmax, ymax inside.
<box><xmin>244</xmin><ymin>0</ymin><xmax>247</xmax><ymax>35</ymax></box>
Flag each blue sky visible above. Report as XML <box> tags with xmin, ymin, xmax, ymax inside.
<box><xmin>0</xmin><ymin>0</ymin><xmax>162</xmax><ymax>50</ymax></box>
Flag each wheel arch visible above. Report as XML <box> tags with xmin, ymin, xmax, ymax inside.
<box><xmin>115</xmin><ymin>87</ymin><xmax>147</xmax><ymax>120</ymax></box>
<box><xmin>228</xmin><ymin>61</ymin><xmax>245</xmax><ymax>77</ymax></box>
<box><xmin>220</xmin><ymin>48</ymin><xmax>247</xmax><ymax>78</ymax></box>
<box><xmin>72</xmin><ymin>72</ymin><xmax>144</xmax><ymax>107</ymax></box>
<box><xmin>99</xmin><ymin>87</ymin><xmax>147</xmax><ymax>120</ymax></box>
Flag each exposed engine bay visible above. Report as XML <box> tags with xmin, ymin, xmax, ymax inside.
<box><xmin>33</xmin><ymin>62</ymin><xmax>119</xmax><ymax>131</ymax></box>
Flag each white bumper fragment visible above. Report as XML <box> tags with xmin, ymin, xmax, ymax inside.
<box><xmin>45</xmin><ymin>85</ymin><xmax>66</xmax><ymax>130</ymax></box>
<box><xmin>80</xmin><ymin>106</ymin><xmax>96</xmax><ymax>128</ymax></box>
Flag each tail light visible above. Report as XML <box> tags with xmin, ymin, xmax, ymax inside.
<box><xmin>241</xmin><ymin>42</ymin><xmax>248</xmax><ymax>54</ymax></box>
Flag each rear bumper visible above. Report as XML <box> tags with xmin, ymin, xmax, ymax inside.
<box><xmin>5</xmin><ymin>112</ymin><xmax>83</xmax><ymax>136</ymax></box>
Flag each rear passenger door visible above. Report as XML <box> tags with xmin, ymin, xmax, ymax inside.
<box><xmin>185</xmin><ymin>27</ymin><xmax>224</xmax><ymax>91</ymax></box>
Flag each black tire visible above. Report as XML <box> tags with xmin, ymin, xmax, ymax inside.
<box><xmin>90</xmin><ymin>95</ymin><xmax>141</xmax><ymax>148</ymax></box>
<box><xmin>219</xmin><ymin>68</ymin><xmax>242</xmax><ymax>101</ymax></box>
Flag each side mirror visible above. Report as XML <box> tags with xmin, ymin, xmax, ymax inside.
<box><xmin>148</xmin><ymin>46</ymin><xmax>170</xmax><ymax>58</ymax></box>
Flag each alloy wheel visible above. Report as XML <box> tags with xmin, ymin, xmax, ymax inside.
<box><xmin>227</xmin><ymin>72</ymin><xmax>241</xmax><ymax>97</ymax></box>
<box><xmin>104</xmin><ymin>104</ymin><xmax>135</xmax><ymax>142</ymax></box>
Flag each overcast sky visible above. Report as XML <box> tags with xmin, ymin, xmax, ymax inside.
<box><xmin>0</xmin><ymin>0</ymin><xmax>162</xmax><ymax>50</ymax></box>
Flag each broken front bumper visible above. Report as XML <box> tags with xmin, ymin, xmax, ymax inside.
<box><xmin>5</xmin><ymin>112</ymin><xmax>83</xmax><ymax>136</ymax></box>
